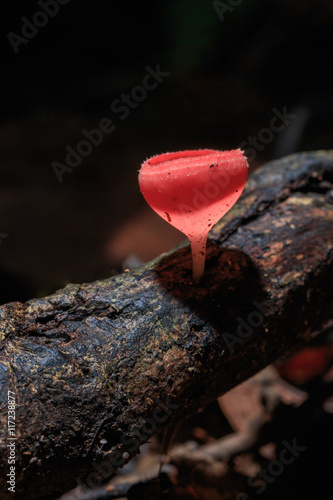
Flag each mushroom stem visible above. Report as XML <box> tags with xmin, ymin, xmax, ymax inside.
<box><xmin>189</xmin><ymin>233</ymin><xmax>208</xmax><ymax>282</ymax></box>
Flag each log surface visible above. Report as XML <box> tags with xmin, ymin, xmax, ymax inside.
<box><xmin>0</xmin><ymin>151</ymin><xmax>333</xmax><ymax>499</ymax></box>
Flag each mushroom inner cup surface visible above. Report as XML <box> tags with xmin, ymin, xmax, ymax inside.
<box><xmin>146</xmin><ymin>149</ymin><xmax>217</xmax><ymax>167</ymax></box>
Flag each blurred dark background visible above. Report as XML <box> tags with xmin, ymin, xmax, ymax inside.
<box><xmin>1</xmin><ymin>0</ymin><xmax>333</xmax><ymax>304</ymax></box>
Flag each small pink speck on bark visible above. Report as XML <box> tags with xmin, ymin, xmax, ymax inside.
<box><xmin>138</xmin><ymin>149</ymin><xmax>248</xmax><ymax>282</ymax></box>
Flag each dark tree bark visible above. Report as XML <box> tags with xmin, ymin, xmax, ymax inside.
<box><xmin>0</xmin><ymin>151</ymin><xmax>332</xmax><ymax>500</ymax></box>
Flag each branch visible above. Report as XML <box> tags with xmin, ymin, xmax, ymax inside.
<box><xmin>0</xmin><ymin>151</ymin><xmax>332</xmax><ymax>500</ymax></box>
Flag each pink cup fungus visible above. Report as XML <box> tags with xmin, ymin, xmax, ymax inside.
<box><xmin>138</xmin><ymin>149</ymin><xmax>248</xmax><ymax>281</ymax></box>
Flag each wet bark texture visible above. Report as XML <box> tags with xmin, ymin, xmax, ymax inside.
<box><xmin>0</xmin><ymin>151</ymin><xmax>333</xmax><ymax>500</ymax></box>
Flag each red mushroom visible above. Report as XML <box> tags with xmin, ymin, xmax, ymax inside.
<box><xmin>138</xmin><ymin>149</ymin><xmax>248</xmax><ymax>281</ymax></box>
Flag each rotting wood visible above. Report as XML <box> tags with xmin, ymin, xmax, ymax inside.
<box><xmin>0</xmin><ymin>151</ymin><xmax>333</xmax><ymax>500</ymax></box>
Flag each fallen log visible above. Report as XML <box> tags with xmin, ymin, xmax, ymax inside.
<box><xmin>0</xmin><ymin>151</ymin><xmax>332</xmax><ymax>500</ymax></box>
